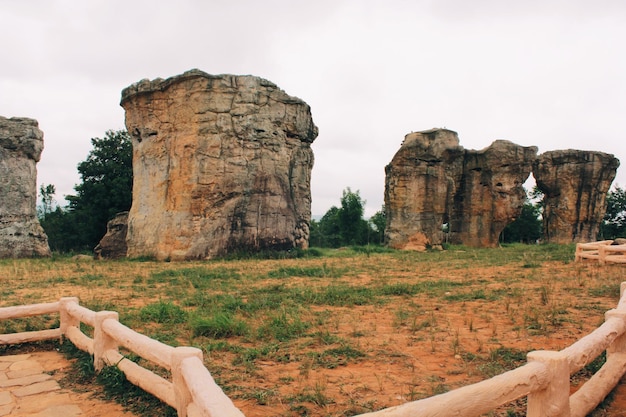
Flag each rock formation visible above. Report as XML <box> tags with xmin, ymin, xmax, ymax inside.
<box><xmin>94</xmin><ymin>211</ymin><xmax>128</xmax><ymax>260</ymax></box>
<box><xmin>385</xmin><ymin>129</ymin><xmax>537</xmax><ymax>249</ymax></box>
<box><xmin>451</xmin><ymin>140</ymin><xmax>538</xmax><ymax>247</ymax></box>
<box><xmin>384</xmin><ymin>129</ymin><xmax>463</xmax><ymax>250</ymax></box>
<box><xmin>0</xmin><ymin>116</ymin><xmax>51</xmax><ymax>258</ymax></box>
<box><xmin>533</xmin><ymin>150</ymin><xmax>620</xmax><ymax>243</ymax></box>
<box><xmin>121</xmin><ymin>69</ymin><xmax>318</xmax><ymax>260</ymax></box>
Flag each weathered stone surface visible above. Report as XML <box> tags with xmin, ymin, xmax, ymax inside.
<box><xmin>0</xmin><ymin>116</ymin><xmax>51</xmax><ymax>258</ymax></box>
<box><xmin>94</xmin><ymin>211</ymin><xmax>128</xmax><ymax>259</ymax></box>
<box><xmin>385</xmin><ymin>129</ymin><xmax>537</xmax><ymax>248</ymax></box>
<box><xmin>121</xmin><ymin>70</ymin><xmax>318</xmax><ymax>260</ymax></box>
<box><xmin>384</xmin><ymin>129</ymin><xmax>463</xmax><ymax>249</ymax></box>
<box><xmin>450</xmin><ymin>140</ymin><xmax>537</xmax><ymax>247</ymax></box>
<box><xmin>533</xmin><ymin>150</ymin><xmax>620</xmax><ymax>243</ymax></box>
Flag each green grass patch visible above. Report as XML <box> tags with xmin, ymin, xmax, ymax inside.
<box><xmin>267</xmin><ymin>264</ymin><xmax>344</xmax><ymax>279</ymax></box>
<box><xmin>310</xmin><ymin>345</ymin><xmax>366</xmax><ymax>368</ymax></box>
<box><xmin>191</xmin><ymin>313</ymin><xmax>248</xmax><ymax>338</ymax></box>
<box><xmin>257</xmin><ymin>310</ymin><xmax>310</xmax><ymax>341</ymax></box>
<box><xmin>139</xmin><ymin>301</ymin><xmax>187</xmax><ymax>324</ymax></box>
<box><xmin>477</xmin><ymin>347</ymin><xmax>527</xmax><ymax>377</ymax></box>
<box><xmin>59</xmin><ymin>341</ymin><xmax>176</xmax><ymax>416</ymax></box>
<box><xmin>149</xmin><ymin>267</ymin><xmax>240</xmax><ymax>288</ymax></box>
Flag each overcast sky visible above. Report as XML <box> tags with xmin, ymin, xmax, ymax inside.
<box><xmin>1</xmin><ymin>0</ymin><xmax>624</xmax><ymax>217</ymax></box>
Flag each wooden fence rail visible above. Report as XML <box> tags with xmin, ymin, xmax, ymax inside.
<box><xmin>0</xmin><ymin>297</ymin><xmax>244</xmax><ymax>417</ymax></box>
<box><xmin>575</xmin><ymin>240</ymin><xmax>626</xmax><ymax>264</ymax></box>
<box><xmin>2</xmin><ymin>283</ymin><xmax>626</xmax><ymax>417</ymax></box>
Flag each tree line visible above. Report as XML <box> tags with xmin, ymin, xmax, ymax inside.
<box><xmin>37</xmin><ymin>129</ymin><xmax>626</xmax><ymax>253</ymax></box>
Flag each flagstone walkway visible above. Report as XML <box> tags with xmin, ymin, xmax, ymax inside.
<box><xmin>0</xmin><ymin>351</ymin><xmax>134</xmax><ymax>417</ymax></box>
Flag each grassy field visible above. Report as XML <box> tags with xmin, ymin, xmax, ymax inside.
<box><xmin>1</xmin><ymin>244</ymin><xmax>624</xmax><ymax>416</ymax></box>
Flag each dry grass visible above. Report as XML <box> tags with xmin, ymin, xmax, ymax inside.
<box><xmin>1</xmin><ymin>244</ymin><xmax>624</xmax><ymax>417</ymax></box>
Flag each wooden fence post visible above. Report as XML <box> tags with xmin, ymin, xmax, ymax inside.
<box><xmin>599</xmin><ymin>245</ymin><xmax>607</xmax><ymax>265</ymax></box>
<box><xmin>171</xmin><ymin>346</ymin><xmax>204</xmax><ymax>417</ymax></box>
<box><xmin>94</xmin><ymin>311</ymin><xmax>119</xmax><ymax>372</ymax></box>
<box><xmin>575</xmin><ymin>244</ymin><xmax>582</xmax><ymax>262</ymax></box>
<box><xmin>527</xmin><ymin>350</ymin><xmax>570</xmax><ymax>417</ymax></box>
<box><xmin>58</xmin><ymin>297</ymin><xmax>79</xmax><ymax>339</ymax></box>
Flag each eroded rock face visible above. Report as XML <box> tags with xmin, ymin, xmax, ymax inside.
<box><xmin>385</xmin><ymin>129</ymin><xmax>537</xmax><ymax>248</ymax></box>
<box><xmin>384</xmin><ymin>129</ymin><xmax>463</xmax><ymax>249</ymax></box>
<box><xmin>0</xmin><ymin>116</ymin><xmax>51</xmax><ymax>258</ymax></box>
<box><xmin>450</xmin><ymin>140</ymin><xmax>537</xmax><ymax>247</ymax></box>
<box><xmin>121</xmin><ymin>70</ymin><xmax>318</xmax><ymax>260</ymax></box>
<box><xmin>94</xmin><ymin>211</ymin><xmax>128</xmax><ymax>260</ymax></box>
<box><xmin>533</xmin><ymin>150</ymin><xmax>620</xmax><ymax>243</ymax></box>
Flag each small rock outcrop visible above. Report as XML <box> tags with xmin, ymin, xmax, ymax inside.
<box><xmin>121</xmin><ymin>70</ymin><xmax>318</xmax><ymax>260</ymax></box>
<box><xmin>533</xmin><ymin>150</ymin><xmax>620</xmax><ymax>243</ymax></box>
<box><xmin>94</xmin><ymin>212</ymin><xmax>129</xmax><ymax>260</ymax></box>
<box><xmin>385</xmin><ymin>129</ymin><xmax>537</xmax><ymax>248</ymax></box>
<box><xmin>0</xmin><ymin>116</ymin><xmax>51</xmax><ymax>258</ymax></box>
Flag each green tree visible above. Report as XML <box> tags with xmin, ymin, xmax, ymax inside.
<box><xmin>601</xmin><ymin>185</ymin><xmax>626</xmax><ymax>239</ymax></box>
<box><xmin>39</xmin><ymin>206</ymin><xmax>82</xmax><ymax>252</ymax></box>
<box><xmin>338</xmin><ymin>188</ymin><xmax>368</xmax><ymax>245</ymax></box>
<box><xmin>369</xmin><ymin>205</ymin><xmax>386</xmax><ymax>244</ymax></box>
<box><xmin>501</xmin><ymin>202</ymin><xmax>542</xmax><ymax>243</ymax></box>
<box><xmin>40</xmin><ymin>130</ymin><xmax>133</xmax><ymax>252</ymax></box>
<box><xmin>500</xmin><ymin>187</ymin><xmax>543</xmax><ymax>244</ymax></box>
<box><xmin>312</xmin><ymin>188</ymin><xmax>377</xmax><ymax>247</ymax></box>
<box><xmin>312</xmin><ymin>206</ymin><xmax>343</xmax><ymax>248</ymax></box>
<box><xmin>37</xmin><ymin>183</ymin><xmax>56</xmax><ymax>218</ymax></box>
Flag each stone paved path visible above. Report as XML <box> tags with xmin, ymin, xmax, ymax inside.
<box><xmin>0</xmin><ymin>351</ymin><xmax>82</xmax><ymax>416</ymax></box>
<box><xmin>0</xmin><ymin>351</ymin><xmax>135</xmax><ymax>417</ymax></box>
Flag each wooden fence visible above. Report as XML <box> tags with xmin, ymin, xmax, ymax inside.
<box><xmin>0</xmin><ymin>297</ymin><xmax>244</xmax><ymax>417</ymax></box>
<box><xmin>3</xmin><ymin>284</ymin><xmax>626</xmax><ymax>417</ymax></box>
<box><xmin>575</xmin><ymin>240</ymin><xmax>626</xmax><ymax>264</ymax></box>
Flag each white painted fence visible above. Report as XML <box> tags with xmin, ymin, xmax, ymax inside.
<box><xmin>2</xmin><ymin>285</ymin><xmax>626</xmax><ymax>417</ymax></box>
<box><xmin>575</xmin><ymin>240</ymin><xmax>626</xmax><ymax>264</ymax></box>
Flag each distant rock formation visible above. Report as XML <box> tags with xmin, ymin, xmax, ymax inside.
<box><xmin>533</xmin><ymin>150</ymin><xmax>620</xmax><ymax>243</ymax></box>
<box><xmin>94</xmin><ymin>211</ymin><xmax>128</xmax><ymax>260</ymax></box>
<box><xmin>121</xmin><ymin>69</ymin><xmax>318</xmax><ymax>260</ymax></box>
<box><xmin>0</xmin><ymin>116</ymin><xmax>51</xmax><ymax>258</ymax></box>
<box><xmin>385</xmin><ymin>128</ymin><xmax>537</xmax><ymax>249</ymax></box>
<box><xmin>451</xmin><ymin>139</ymin><xmax>538</xmax><ymax>247</ymax></box>
<box><xmin>384</xmin><ymin>129</ymin><xmax>463</xmax><ymax>249</ymax></box>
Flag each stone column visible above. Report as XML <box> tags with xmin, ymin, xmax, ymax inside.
<box><xmin>385</xmin><ymin>129</ymin><xmax>536</xmax><ymax>249</ymax></box>
<box><xmin>450</xmin><ymin>140</ymin><xmax>537</xmax><ymax>247</ymax></box>
<box><xmin>384</xmin><ymin>128</ymin><xmax>464</xmax><ymax>249</ymax></box>
<box><xmin>120</xmin><ymin>70</ymin><xmax>318</xmax><ymax>260</ymax></box>
<box><xmin>533</xmin><ymin>150</ymin><xmax>620</xmax><ymax>243</ymax></box>
<box><xmin>0</xmin><ymin>116</ymin><xmax>51</xmax><ymax>258</ymax></box>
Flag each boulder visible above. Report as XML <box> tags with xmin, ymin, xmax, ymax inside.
<box><xmin>533</xmin><ymin>150</ymin><xmax>620</xmax><ymax>243</ymax></box>
<box><xmin>94</xmin><ymin>211</ymin><xmax>128</xmax><ymax>260</ymax></box>
<box><xmin>121</xmin><ymin>70</ymin><xmax>318</xmax><ymax>260</ymax></box>
<box><xmin>0</xmin><ymin>116</ymin><xmax>51</xmax><ymax>258</ymax></box>
<box><xmin>385</xmin><ymin>129</ymin><xmax>537</xmax><ymax>248</ymax></box>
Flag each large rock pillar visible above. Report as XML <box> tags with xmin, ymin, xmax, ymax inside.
<box><xmin>384</xmin><ymin>129</ymin><xmax>537</xmax><ymax>249</ymax></box>
<box><xmin>384</xmin><ymin>129</ymin><xmax>463</xmax><ymax>249</ymax></box>
<box><xmin>450</xmin><ymin>140</ymin><xmax>537</xmax><ymax>247</ymax></box>
<box><xmin>0</xmin><ymin>116</ymin><xmax>51</xmax><ymax>258</ymax></box>
<box><xmin>533</xmin><ymin>150</ymin><xmax>620</xmax><ymax>243</ymax></box>
<box><xmin>121</xmin><ymin>70</ymin><xmax>318</xmax><ymax>260</ymax></box>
